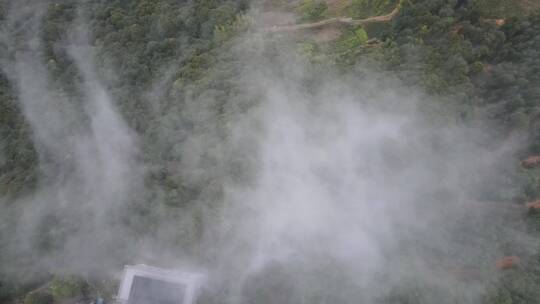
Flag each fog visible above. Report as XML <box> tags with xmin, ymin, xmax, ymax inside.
<box><xmin>0</xmin><ymin>0</ymin><xmax>142</xmax><ymax>277</ymax></box>
<box><xmin>209</xmin><ymin>38</ymin><xmax>527</xmax><ymax>303</ymax></box>
<box><xmin>0</xmin><ymin>1</ymin><xmax>536</xmax><ymax>303</ymax></box>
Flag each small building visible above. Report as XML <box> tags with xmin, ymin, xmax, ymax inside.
<box><xmin>116</xmin><ymin>264</ymin><xmax>204</xmax><ymax>304</ymax></box>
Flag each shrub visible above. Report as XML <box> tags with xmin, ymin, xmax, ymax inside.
<box><xmin>49</xmin><ymin>276</ymin><xmax>87</xmax><ymax>300</ymax></box>
<box><xmin>298</xmin><ymin>0</ymin><xmax>327</xmax><ymax>21</ymax></box>
<box><xmin>23</xmin><ymin>291</ymin><xmax>54</xmax><ymax>304</ymax></box>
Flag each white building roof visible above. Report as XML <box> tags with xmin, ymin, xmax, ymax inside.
<box><xmin>117</xmin><ymin>264</ymin><xmax>204</xmax><ymax>304</ymax></box>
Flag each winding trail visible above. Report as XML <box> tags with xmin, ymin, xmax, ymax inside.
<box><xmin>266</xmin><ymin>0</ymin><xmax>403</xmax><ymax>33</ymax></box>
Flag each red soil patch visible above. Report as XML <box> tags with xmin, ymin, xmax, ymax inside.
<box><xmin>521</xmin><ymin>155</ymin><xmax>540</xmax><ymax>168</ymax></box>
<box><xmin>495</xmin><ymin>19</ymin><xmax>506</xmax><ymax>26</ymax></box>
<box><xmin>526</xmin><ymin>200</ymin><xmax>540</xmax><ymax>210</ymax></box>
<box><xmin>496</xmin><ymin>256</ymin><xmax>520</xmax><ymax>270</ymax></box>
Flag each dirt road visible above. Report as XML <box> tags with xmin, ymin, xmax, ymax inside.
<box><xmin>266</xmin><ymin>0</ymin><xmax>402</xmax><ymax>33</ymax></box>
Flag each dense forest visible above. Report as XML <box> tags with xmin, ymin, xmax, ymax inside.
<box><xmin>0</xmin><ymin>0</ymin><xmax>539</xmax><ymax>303</ymax></box>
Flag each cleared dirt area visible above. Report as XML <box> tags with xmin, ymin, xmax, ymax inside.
<box><xmin>312</xmin><ymin>26</ymin><xmax>343</xmax><ymax>42</ymax></box>
<box><xmin>259</xmin><ymin>0</ymin><xmax>402</xmax><ymax>43</ymax></box>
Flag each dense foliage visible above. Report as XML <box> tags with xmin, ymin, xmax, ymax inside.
<box><xmin>0</xmin><ymin>0</ymin><xmax>539</xmax><ymax>303</ymax></box>
<box><xmin>325</xmin><ymin>1</ymin><xmax>540</xmax><ymax>301</ymax></box>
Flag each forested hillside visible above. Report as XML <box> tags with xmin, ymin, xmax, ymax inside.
<box><xmin>0</xmin><ymin>0</ymin><xmax>539</xmax><ymax>303</ymax></box>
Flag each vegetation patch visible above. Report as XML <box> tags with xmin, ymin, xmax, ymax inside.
<box><xmin>347</xmin><ymin>0</ymin><xmax>398</xmax><ymax>19</ymax></box>
<box><xmin>49</xmin><ymin>276</ymin><xmax>88</xmax><ymax>300</ymax></box>
<box><xmin>298</xmin><ymin>0</ymin><xmax>329</xmax><ymax>21</ymax></box>
<box><xmin>23</xmin><ymin>291</ymin><xmax>54</xmax><ymax>304</ymax></box>
<box><xmin>335</xmin><ymin>26</ymin><xmax>369</xmax><ymax>50</ymax></box>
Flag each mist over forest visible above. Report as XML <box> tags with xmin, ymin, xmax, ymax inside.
<box><xmin>0</xmin><ymin>0</ymin><xmax>539</xmax><ymax>303</ymax></box>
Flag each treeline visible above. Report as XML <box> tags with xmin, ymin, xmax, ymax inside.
<box><xmin>0</xmin><ymin>1</ymin><xmax>249</xmax><ymax>302</ymax></box>
<box><xmin>0</xmin><ymin>0</ymin><xmax>249</xmax><ymax>195</ymax></box>
<box><xmin>333</xmin><ymin>0</ymin><xmax>540</xmax><ymax>154</ymax></box>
